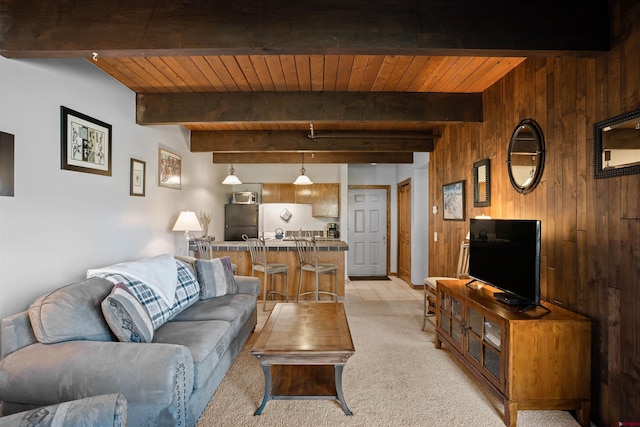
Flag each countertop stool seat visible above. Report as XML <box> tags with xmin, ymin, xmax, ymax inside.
<box><xmin>294</xmin><ymin>237</ymin><xmax>338</xmax><ymax>302</ymax></box>
<box><xmin>245</xmin><ymin>237</ymin><xmax>289</xmax><ymax>310</ymax></box>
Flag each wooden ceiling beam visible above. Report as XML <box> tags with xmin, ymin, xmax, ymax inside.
<box><xmin>191</xmin><ymin>131</ymin><xmax>434</xmax><ymax>153</ymax></box>
<box><xmin>0</xmin><ymin>1</ymin><xmax>608</xmax><ymax>58</ymax></box>
<box><xmin>138</xmin><ymin>92</ymin><xmax>482</xmax><ymax>126</ymax></box>
<box><xmin>212</xmin><ymin>152</ymin><xmax>414</xmax><ymax>164</ymax></box>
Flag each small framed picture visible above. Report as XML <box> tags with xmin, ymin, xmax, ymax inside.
<box><xmin>443</xmin><ymin>180</ymin><xmax>465</xmax><ymax>221</ymax></box>
<box><xmin>60</xmin><ymin>106</ymin><xmax>112</xmax><ymax>176</ymax></box>
<box><xmin>130</xmin><ymin>158</ymin><xmax>146</xmax><ymax>196</ymax></box>
<box><xmin>158</xmin><ymin>148</ymin><xmax>181</xmax><ymax>189</ymax></box>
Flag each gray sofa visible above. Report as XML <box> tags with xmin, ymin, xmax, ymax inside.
<box><xmin>0</xmin><ymin>394</ymin><xmax>127</xmax><ymax>427</ymax></box>
<box><xmin>0</xmin><ymin>255</ymin><xmax>260</xmax><ymax>427</ymax></box>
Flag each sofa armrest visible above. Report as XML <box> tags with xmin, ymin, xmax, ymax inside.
<box><xmin>0</xmin><ymin>340</ymin><xmax>194</xmax><ymax>410</ymax></box>
<box><xmin>234</xmin><ymin>276</ymin><xmax>260</xmax><ymax>297</ymax></box>
<box><xmin>1</xmin><ymin>312</ymin><xmax>37</xmax><ymax>359</ymax></box>
<box><xmin>0</xmin><ymin>394</ymin><xmax>127</xmax><ymax>427</ymax></box>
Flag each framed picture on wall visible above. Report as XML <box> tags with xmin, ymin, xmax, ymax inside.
<box><xmin>443</xmin><ymin>180</ymin><xmax>465</xmax><ymax>221</ymax></box>
<box><xmin>130</xmin><ymin>158</ymin><xmax>146</xmax><ymax>196</ymax></box>
<box><xmin>60</xmin><ymin>106</ymin><xmax>112</xmax><ymax>176</ymax></box>
<box><xmin>158</xmin><ymin>148</ymin><xmax>181</xmax><ymax>189</ymax></box>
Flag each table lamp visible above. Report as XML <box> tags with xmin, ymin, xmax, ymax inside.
<box><xmin>172</xmin><ymin>211</ymin><xmax>202</xmax><ymax>254</ymax></box>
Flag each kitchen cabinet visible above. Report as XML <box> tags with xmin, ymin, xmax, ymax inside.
<box><xmin>295</xmin><ymin>185</ymin><xmax>313</xmax><ymax>204</ymax></box>
<box><xmin>312</xmin><ymin>183</ymin><xmax>339</xmax><ymax>217</ymax></box>
<box><xmin>262</xmin><ymin>183</ymin><xmax>295</xmax><ymax>203</ymax></box>
<box><xmin>262</xmin><ymin>183</ymin><xmax>339</xmax><ymax>218</ymax></box>
<box><xmin>435</xmin><ymin>279</ymin><xmax>591</xmax><ymax>427</ymax></box>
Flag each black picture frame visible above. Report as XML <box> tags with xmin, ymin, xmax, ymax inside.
<box><xmin>443</xmin><ymin>180</ymin><xmax>465</xmax><ymax>221</ymax></box>
<box><xmin>594</xmin><ymin>108</ymin><xmax>640</xmax><ymax>179</ymax></box>
<box><xmin>130</xmin><ymin>158</ymin><xmax>146</xmax><ymax>196</ymax></box>
<box><xmin>60</xmin><ymin>106</ymin><xmax>112</xmax><ymax>176</ymax></box>
<box><xmin>0</xmin><ymin>131</ymin><xmax>15</xmax><ymax>197</ymax></box>
<box><xmin>473</xmin><ymin>158</ymin><xmax>491</xmax><ymax>207</ymax></box>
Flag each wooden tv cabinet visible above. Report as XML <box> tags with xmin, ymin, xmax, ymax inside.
<box><xmin>435</xmin><ymin>279</ymin><xmax>591</xmax><ymax>427</ymax></box>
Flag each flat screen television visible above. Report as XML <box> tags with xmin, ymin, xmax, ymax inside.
<box><xmin>468</xmin><ymin>219</ymin><xmax>541</xmax><ymax>309</ymax></box>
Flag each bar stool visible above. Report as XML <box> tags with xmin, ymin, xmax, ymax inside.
<box><xmin>195</xmin><ymin>239</ymin><xmax>214</xmax><ymax>260</ymax></box>
<box><xmin>294</xmin><ymin>237</ymin><xmax>338</xmax><ymax>302</ymax></box>
<box><xmin>245</xmin><ymin>237</ymin><xmax>289</xmax><ymax>310</ymax></box>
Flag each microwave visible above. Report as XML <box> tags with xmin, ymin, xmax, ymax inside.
<box><xmin>232</xmin><ymin>191</ymin><xmax>258</xmax><ymax>204</ymax></box>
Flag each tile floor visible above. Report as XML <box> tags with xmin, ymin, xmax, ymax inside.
<box><xmin>260</xmin><ymin>276</ymin><xmax>423</xmax><ymax>312</ymax></box>
<box><xmin>344</xmin><ymin>276</ymin><xmax>422</xmax><ymax>301</ymax></box>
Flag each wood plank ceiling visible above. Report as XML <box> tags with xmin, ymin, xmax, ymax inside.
<box><xmin>0</xmin><ymin>1</ymin><xmax>609</xmax><ymax>163</ymax></box>
<box><xmin>95</xmin><ymin>54</ymin><xmax>523</xmax><ymax>163</ymax></box>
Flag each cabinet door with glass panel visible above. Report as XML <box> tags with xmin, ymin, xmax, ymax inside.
<box><xmin>437</xmin><ymin>288</ymin><xmax>465</xmax><ymax>352</ymax></box>
<box><xmin>464</xmin><ymin>300</ymin><xmax>505</xmax><ymax>391</ymax></box>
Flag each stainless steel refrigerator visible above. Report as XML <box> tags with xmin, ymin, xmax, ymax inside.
<box><xmin>224</xmin><ymin>204</ymin><xmax>259</xmax><ymax>241</ymax></box>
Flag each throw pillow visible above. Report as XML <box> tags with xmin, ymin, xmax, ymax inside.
<box><xmin>28</xmin><ymin>277</ymin><xmax>115</xmax><ymax>344</ymax></box>
<box><xmin>99</xmin><ymin>259</ymin><xmax>200</xmax><ymax>330</ymax></box>
<box><xmin>194</xmin><ymin>256</ymin><xmax>237</xmax><ymax>299</ymax></box>
<box><xmin>101</xmin><ymin>283</ymin><xmax>154</xmax><ymax>343</ymax></box>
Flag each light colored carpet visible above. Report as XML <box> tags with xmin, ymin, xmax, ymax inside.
<box><xmin>196</xmin><ymin>296</ymin><xmax>581</xmax><ymax>426</ymax></box>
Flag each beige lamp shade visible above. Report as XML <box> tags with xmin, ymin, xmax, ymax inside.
<box><xmin>222</xmin><ymin>165</ymin><xmax>242</xmax><ymax>185</ymax></box>
<box><xmin>172</xmin><ymin>211</ymin><xmax>202</xmax><ymax>233</ymax></box>
<box><xmin>293</xmin><ymin>154</ymin><xmax>313</xmax><ymax>185</ymax></box>
<box><xmin>293</xmin><ymin>170</ymin><xmax>313</xmax><ymax>185</ymax></box>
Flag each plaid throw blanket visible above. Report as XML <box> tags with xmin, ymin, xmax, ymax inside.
<box><xmin>99</xmin><ymin>259</ymin><xmax>200</xmax><ymax>329</ymax></box>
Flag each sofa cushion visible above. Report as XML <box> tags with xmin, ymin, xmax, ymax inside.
<box><xmin>171</xmin><ymin>293</ymin><xmax>255</xmax><ymax>338</ymax></box>
<box><xmin>28</xmin><ymin>277</ymin><xmax>115</xmax><ymax>344</ymax></box>
<box><xmin>101</xmin><ymin>283</ymin><xmax>155</xmax><ymax>343</ymax></box>
<box><xmin>98</xmin><ymin>259</ymin><xmax>200</xmax><ymax>330</ymax></box>
<box><xmin>152</xmin><ymin>320</ymin><xmax>232</xmax><ymax>390</ymax></box>
<box><xmin>194</xmin><ymin>257</ymin><xmax>237</xmax><ymax>299</ymax></box>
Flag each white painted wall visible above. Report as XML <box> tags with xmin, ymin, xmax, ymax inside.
<box><xmin>0</xmin><ymin>56</ymin><xmax>430</xmax><ymax>321</ymax></box>
<box><xmin>408</xmin><ymin>153</ymin><xmax>430</xmax><ymax>284</ymax></box>
<box><xmin>0</xmin><ymin>57</ymin><xmax>225</xmax><ymax>319</ymax></box>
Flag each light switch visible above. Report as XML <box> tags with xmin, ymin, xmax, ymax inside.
<box><xmin>434</xmin><ymin>232</ymin><xmax>438</xmax><ymax>242</ymax></box>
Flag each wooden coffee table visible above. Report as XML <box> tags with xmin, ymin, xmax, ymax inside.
<box><xmin>250</xmin><ymin>302</ymin><xmax>355</xmax><ymax>415</ymax></box>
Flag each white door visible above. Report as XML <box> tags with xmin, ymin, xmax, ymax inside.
<box><xmin>347</xmin><ymin>188</ymin><xmax>387</xmax><ymax>276</ymax></box>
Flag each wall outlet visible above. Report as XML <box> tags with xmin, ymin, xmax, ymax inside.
<box><xmin>432</xmin><ymin>205</ymin><xmax>438</xmax><ymax>214</ymax></box>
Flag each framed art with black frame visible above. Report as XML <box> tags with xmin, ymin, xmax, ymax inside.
<box><xmin>130</xmin><ymin>158</ymin><xmax>146</xmax><ymax>196</ymax></box>
<box><xmin>443</xmin><ymin>180</ymin><xmax>465</xmax><ymax>221</ymax></box>
<box><xmin>60</xmin><ymin>106</ymin><xmax>112</xmax><ymax>176</ymax></box>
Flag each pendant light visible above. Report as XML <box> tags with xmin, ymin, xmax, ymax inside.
<box><xmin>222</xmin><ymin>164</ymin><xmax>242</xmax><ymax>185</ymax></box>
<box><xmin>293</xmin><ymin>153</ymin><xmax>313</xmax><ymax>185</ymax></box>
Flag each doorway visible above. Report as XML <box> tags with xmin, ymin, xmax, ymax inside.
<box><xmin>397</xmin><ymin>179</ymin><xmax>411</xmax><ymax>285</ymax></box>
<box><xmin>347</xmin><ymin>186</ymin><xmax>390</xmax><ymax>277</ymax></box>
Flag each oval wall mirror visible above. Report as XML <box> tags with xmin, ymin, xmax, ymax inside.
<box><xmin>507</xmin><ymin>119</ymin><xmax>545</xmax><ymax>194</ymax></box>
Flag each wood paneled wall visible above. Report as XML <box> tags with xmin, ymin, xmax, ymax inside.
<box><xmin>428</xmin><ymin>2</ymin><xmax>640</xmax><ymax>425</ymax></box>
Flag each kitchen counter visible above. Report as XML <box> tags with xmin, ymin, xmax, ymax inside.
<box><xmin>193</xmin><ymin>240</ymin><xmax>348</xmax><ymax>300</ymax></box>
<box><xmin>201</xmin><ymin>239</ymin><xmax>348</xmax><ymax>252</ymax></box>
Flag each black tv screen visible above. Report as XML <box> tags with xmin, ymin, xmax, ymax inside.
<box><xmin>469</xmin><ymin>219</ymin><xmax>541</xmax><ymax>306</ymax></box>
